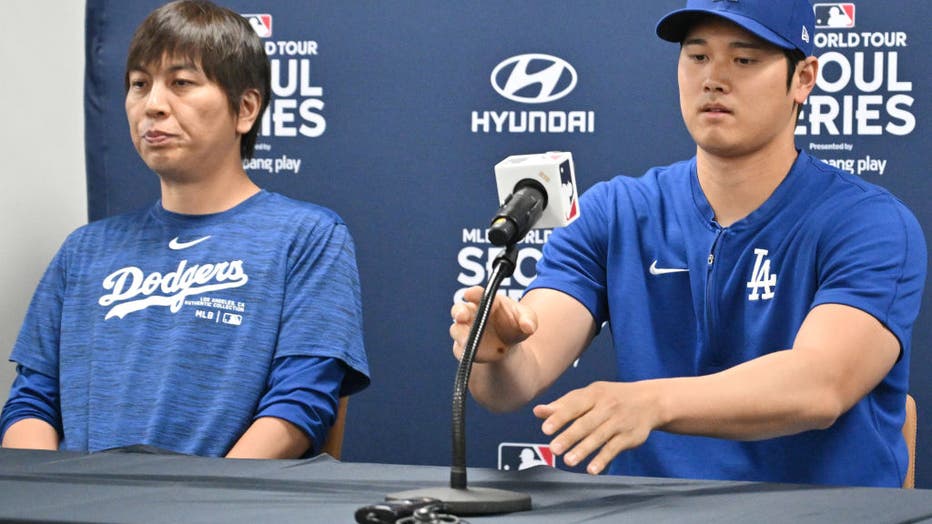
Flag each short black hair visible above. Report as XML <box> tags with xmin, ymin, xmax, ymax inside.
<box><xmin>782</xmin><ymin>47</ymin><xmax>807</xmax><ymax>91</ymax></box>
<box><xmin>125</xmin><ymin>0</ymin><xmax>271</xmax><ymax>159</ymax></box>
<box><xmin>782</xmin><ymin>47</ymin><xmax>807</xmax><ymax>119</ymax></box>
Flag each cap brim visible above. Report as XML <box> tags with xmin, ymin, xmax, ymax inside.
<box><xmin>656</xmin><ymin>9</ymin><xmax>796</xmax><ymax>52</ymax></box>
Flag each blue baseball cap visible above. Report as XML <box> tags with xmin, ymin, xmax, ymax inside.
<box><xmin>656</xmin><ymin>0</ymin><xmax>815</xmax><ymax>56</ymax></box>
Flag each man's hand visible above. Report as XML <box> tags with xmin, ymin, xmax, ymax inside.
<box><xmin>533</xmin><ymin>381</ymin><xmax>662</xmax><ymax>475</ymax></box>
<box><xmin>449</xmin><ymin>286</ymin><xmax>538</xmax><ymax>363</ymax></box>
<box><xmin>448</xmin><ymin>287</ymin><xmax>596</xmax><ymax>413</ymax></box>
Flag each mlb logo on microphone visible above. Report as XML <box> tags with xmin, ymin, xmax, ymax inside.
<box><xmin>242</xmin><ymin>13</ymin><xmax>272</xmax><ymax>38</ymax></box>
<box><xmin>555</xmin><ymin>154</ymin><xmax>579</xmax><ymax>222</ymax></box>
<box><xmin>498</xmin><ymin>443</ymin><xmax>555</xmax><ymax>471</ymax></box>
<box><xmin>813</xmin><ymin>3</ymin><xmax>855</xmax><ymax>28</ymax></box>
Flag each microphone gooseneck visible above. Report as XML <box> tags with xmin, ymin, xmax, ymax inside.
<box><xmin>386</xmin><ymin>243</ymin><xmax>531</xmax><ymax>515</ymax></box>
<box><xmin>451</xmin><ymin>245</ymin><xmax>517</xmax><ymax>489</ymax></box>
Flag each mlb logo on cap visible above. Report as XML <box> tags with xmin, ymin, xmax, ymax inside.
<box><xmin>813</xmin><ymin>3</ymin><xmax>855</xmax><ymax>28</ymax></box>
<box><xmin>498</xmin><ymin>443</ymin><xmax>556</xmax><ymax>471</ymax></box>
<box><xmin>242</xmin><ymin>14</ymin><xmax>272</xmax><ymax>38</ymax></box>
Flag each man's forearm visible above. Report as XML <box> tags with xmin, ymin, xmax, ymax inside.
<box><xmin>467</xmin><ymin>288</ymin><xmax>598</xmax><ymax>413</ymax></box>
<box><xmin>467</xmin><ymin>341</ymin><xmax>549</xmax><ymax>413</ymax></box>
<box><xmin>1</xmin><ymin>418</ymin><xmax>59</xmax><ymax>450</ymax></box>
<box><xmin>225</xmin><ymin>416</ymin><xmax>311</xmax><ymax>459</ymax></box>
<box><xmin>655</xmin><ymin>349</ymin><xmax>857</xmax><ymax>440</ymax></box>
<box><xmin>657</xmin><ymin>304</ymin><xmax>899</xmax><ymax>440</ymax></box>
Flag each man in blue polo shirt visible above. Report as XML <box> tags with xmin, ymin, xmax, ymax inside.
<box><xmin>450</xmin><ymin>0</ymin><xmax>925</xmax><ymax>487</ymax></box>
<box><xmin>1</xmin><ymin>0</ymin><xmax>369</xmax><ymax>458</ymax></box>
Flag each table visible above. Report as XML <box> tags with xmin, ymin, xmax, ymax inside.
<box><xmin>0</xmin><ymin>448</ymin><xmax>930</xmax><ymax>523</ymax></box>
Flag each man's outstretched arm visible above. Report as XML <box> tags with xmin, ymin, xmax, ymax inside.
<box><xmin>450</xmin><ymin>286</ymin><xmax>597</xmax><ymax>413</ymax></box>
<box><xmin>534</xmin><ymin>303</ymin><xmax>899</xmax><ymax>474</ymax></box>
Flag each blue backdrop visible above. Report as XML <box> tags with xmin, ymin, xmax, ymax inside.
<box><xmin>85</xmin><ymin>1</ymin><xmax>931</xmax><ymax>485</ymax></box>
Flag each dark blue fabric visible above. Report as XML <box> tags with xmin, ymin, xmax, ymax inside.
<box><xmin>257</xmin><ymin>355</ymin><xmax>345</xmax><ymax>455</ymax></box>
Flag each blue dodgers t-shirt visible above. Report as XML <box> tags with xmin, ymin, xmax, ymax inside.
<box><xmin>8</xmin><ymin>190</ymin><xmax>369</xmax><ymax>456</ymax></box>
<box><xmin>528</xmin><ymin>151</ymin><xmax>926</xmax><ymax>487</ymax></box>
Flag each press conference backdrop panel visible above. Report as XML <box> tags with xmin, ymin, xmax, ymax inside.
<box><xmin>84</xmin><ymin>1</ymin><xmax>931</xmax><ymax>486</ymax></box>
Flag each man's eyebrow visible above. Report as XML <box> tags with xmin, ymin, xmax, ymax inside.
<box><xmin>730</xmin><ymin>41</ymin><xmax>767</xmax><ymax>50</ymax></box>
<box><xmin>165</xmin><ymin>62</ymin><xmax>201</xmax><ymax>73</ymax></box>
<box><xmin>682</xmin><ymin>37</ymin><xmax>768</xmax><ymax>50</ymax></box>
<box><xmin>127</xmin><ymin>61</ymin><xmax>201</xmax><ymax>74</ymax></box>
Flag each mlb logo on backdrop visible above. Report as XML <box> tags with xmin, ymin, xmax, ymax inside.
<box><xmin>498</xmin><ymin>443</ymin><xmax>556</xmax><ymax>471</ymax></box>
<box><xmin>813</xmin><ymin>3</ymin><xmax>855</xmax><ymax>28</ymax></box>
<box><xmin>242</xmin><ymin>13</ymin><xmax>273</xmax><ymax>38</ymax></box>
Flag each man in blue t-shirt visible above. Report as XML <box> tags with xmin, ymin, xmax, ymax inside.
<box><xmin>0</xmin><ymin>0</ymin><xmax>369</xmax><ymax>458</ymax></box>
<box><xmin>450</xmin><ymin>0</ymin><xmax>925</xmax><ymax>486</ymax></box>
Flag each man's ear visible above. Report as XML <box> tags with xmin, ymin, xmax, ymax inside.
<box><xmin>793</xmin><ymin>56</ymin><xmax>819</xmax><ymax>106</ymax></box>
<box><xmin>236</xmin><ymin>88</ymin><xmax>262</xmax><ymax>135</ymax></box>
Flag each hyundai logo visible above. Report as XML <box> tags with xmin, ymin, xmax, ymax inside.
<box><xmin>491</xmin><ymin>54</ymin><xmax>577</xmax><ymax>104</ymax></box>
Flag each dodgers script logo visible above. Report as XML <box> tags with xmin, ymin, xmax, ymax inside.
<box><xmin>98</xmin><ymin>260</ymin><xmax>249</xmax><ymax>319</ymax></box>
<box><xmin>491</xmin><ymin>54</ymin><xmax>577</xmax><ymax>104</ymax></box>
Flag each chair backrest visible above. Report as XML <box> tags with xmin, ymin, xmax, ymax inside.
<box><xmin>903</xmin><ymin>393</ymin><xmax>917</xmax><ymax>489</ymax></box>
<box><xmin>319</xmin><ymin>396</ymin><xmax>349</xmax><ymax>460</ymax></box>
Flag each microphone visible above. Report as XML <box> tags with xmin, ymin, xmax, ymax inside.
<box><xmin>489</xmin><ymin>151</ymin><xmax>579</xmax><ymax>246</ymax></box>
<box><xmin>387</xmin><ymin>153</ymin><xmax>579</xmax><ymax>515</ymax></box>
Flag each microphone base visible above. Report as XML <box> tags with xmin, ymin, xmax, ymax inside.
<box><xmin>386</xmin><ymin>486</ymin><xmax>531</xmax><ymax>516</ymax></box>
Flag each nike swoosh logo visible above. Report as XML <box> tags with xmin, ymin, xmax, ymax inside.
<box><xmin>168</xmin><ymin>235</ymin><xmax>212</xmax><ymax>250</ymax></box>
<box><xmin>649</xmin><ymin>260</ymin><xmax>689</xmax><ymax>275</ymax></box>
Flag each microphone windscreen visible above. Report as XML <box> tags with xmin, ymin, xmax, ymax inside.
<box><xmin>494</xmin><ymin>152</ymin><xmax>579</xmax><ymax>229</ymax></box>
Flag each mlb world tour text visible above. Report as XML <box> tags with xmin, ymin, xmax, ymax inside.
<box><xmin>798</xmin><ymin>32</ymin><xmax>914</xmax><ymax>137</ymax></box>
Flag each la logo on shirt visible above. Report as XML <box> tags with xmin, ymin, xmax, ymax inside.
<box><xmin>747</xmin><ymin>248</ymin><xmax>777</xmax><ymax>301</ymax></box>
